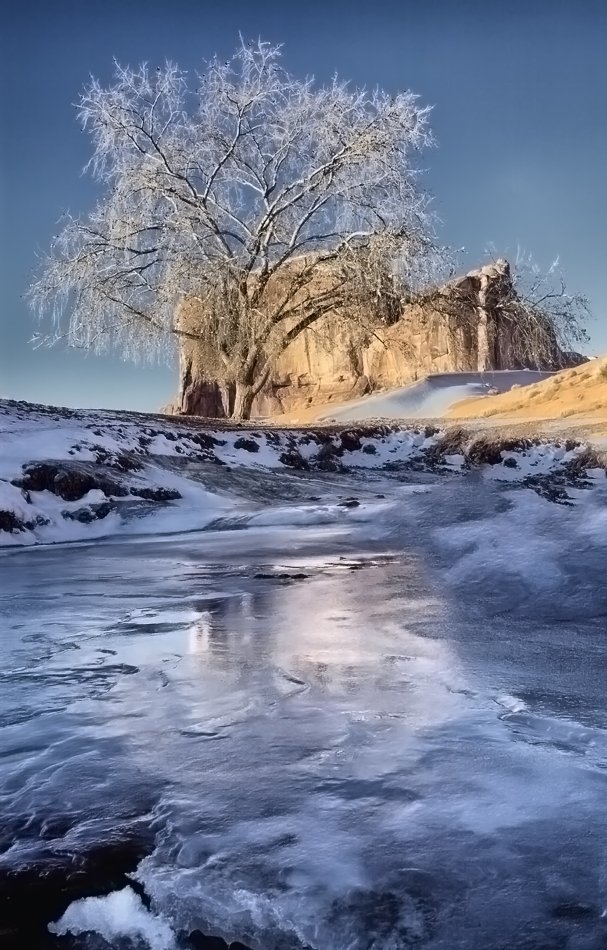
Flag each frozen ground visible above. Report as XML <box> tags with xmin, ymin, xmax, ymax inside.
<box><xmin>1</xmin><ymin>398</ymin><xmax>602</xmax><ymax>547</ymax></box>
<box><xmin>2</xmin><ymin>399</ymin><xmax>607</xmax><ymax>949</ymax></box>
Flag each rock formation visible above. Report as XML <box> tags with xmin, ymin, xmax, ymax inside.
<box><xmin>171</xmin><ymin>259</ymin><xmax>576</xmax><ymax>418</ymax></box>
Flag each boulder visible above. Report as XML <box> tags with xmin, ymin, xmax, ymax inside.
<box><xmin>18</xmin><ymin>462</ymin><xmax>127</xmax><ymax>501</ymax></box>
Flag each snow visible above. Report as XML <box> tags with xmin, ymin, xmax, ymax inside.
<box><xmin>322</xmin><ymin>370</ymin><xmax>556</xmax><ymax>421</ymax></box>
<box><xmin>49</xmin><ymin>887</ymin><xmax>175</xmax><ymax>950</ymax></box>
<box><xmin>483</xmin><ymin>442</ymin><xmax>580</xmax><ymax>481</ymax></box>
<box><xmin>1</xmin><ymin>399</ymin><xmax>603</xmax><ymax>548</ymax></box>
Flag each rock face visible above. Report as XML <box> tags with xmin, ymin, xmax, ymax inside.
<box><xmin>172</xmin><ymin>260</ymin><xmax>573</xmax><ymax>418</ymax></box>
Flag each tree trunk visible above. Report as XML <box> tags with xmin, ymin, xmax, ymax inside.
<box><xmin>232</xmin><ymin>381</ymin><xmax>255</xmax><ymax>421</ymax></box>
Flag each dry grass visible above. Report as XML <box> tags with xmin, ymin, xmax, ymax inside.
<box><xmin>448</xmin><ymin>358</ymin><xmax>607</xmax><ymax>434</ymax></box>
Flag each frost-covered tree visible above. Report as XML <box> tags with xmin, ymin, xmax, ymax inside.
<box><xmin>504</xmin><ymin>253</ymin><xmax>591</xmax><ymax>366</ymax></box>
<box><xmin>29</xmin><ymin>39</ymin><xmax>439</xmax><ymax>418</ymax></box>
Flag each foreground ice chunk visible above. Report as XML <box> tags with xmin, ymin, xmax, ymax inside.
<box><xmin>49</xmin><ymin>885</ymin><xmax>175</xmax><ymax>950</ymax></box>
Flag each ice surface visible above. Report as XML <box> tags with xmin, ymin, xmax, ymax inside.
<box><xmin>1</xmin><ymin>475</ymin><xmax>607</xmax><ymax>947</ymax></box>
<box><xmin>2</xmin><ymin>400</ymin><xmax>607</xmax><ymax>948</ymax></box>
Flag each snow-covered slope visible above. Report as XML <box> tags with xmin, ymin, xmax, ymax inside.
<box><xmin>275</xmin><ymin>370</ymin><xmax>556</xmax><ymax>423</ymax></box>
<box><xmin>1</xmin><ymin>399</ymin><xmax>604</xmax><ymax>546</ymax></box>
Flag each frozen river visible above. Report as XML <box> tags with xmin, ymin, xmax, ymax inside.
<box><xmin>2</xmin><ymin>476</ymin><xmax>607</xmax><ymax>949</ymax></box>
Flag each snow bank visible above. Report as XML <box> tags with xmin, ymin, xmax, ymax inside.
<box><xmin>1</xmin><ymin>399</ymin><xmax>603</xmax><ymax>547</ymax></box>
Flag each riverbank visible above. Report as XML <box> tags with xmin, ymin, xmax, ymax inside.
<box><xmin>2</xmin><ymin>398</ymin><xmax>607</xmax><ymax>546</ymax></box>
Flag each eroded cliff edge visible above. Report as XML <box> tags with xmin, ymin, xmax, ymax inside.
<box><xmin>171</xmin><ymin>260</ymin><xmax>582</xmax><ymax>419</ymax></box>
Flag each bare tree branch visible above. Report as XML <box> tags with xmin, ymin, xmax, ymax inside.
<box><xmin>28</xmin><ymin>38</ymin><xmax>446</xmax><ymax>416</ymax></box>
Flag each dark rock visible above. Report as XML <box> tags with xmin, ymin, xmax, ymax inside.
<box><xmin>339</xmin><ymin>430</ymin><xmax>363</xmax><ymax>453</ymax></box>
<box><xmin>314</xmin><ymin>442</ymin><xmax>344</xmax><ymax>472</ymax></box>
<box><xmin>563</xmin><ymin>447</ymin><xmax>603</xmax><ymax>479</ymax></box>
<box><xmin>0</xmin><ymin>830</ymin><xmax>153</xmax><ymax>946</ymax></box>
<box><xmin>233</xmin><ymin>437</ymin><xmax>260</xmax><ymax>453</ymax></box>
<box><xmin>465</xmin><ymin>438</ymin><xmax>503</xmax><ymax>467</ymax></box>
<box><xmin>338</xmin><ymin>498</ymin><xmax>360</xmax><ymax>508</ymax></box>
<box><xmin>186</xmin><ymin>932</ymin><xmax>253</xmax><ymax>950</ymax></box>
<box><xmin>0</xmin><ymin>510</ymin><xmax>23</xmax><ymax>533</ymax></box>
<box><xmin>254</xmin><ymin>572</ymin><xmax>309</xmax><ymax>581</ymax></box>
<box><xmin>21</xmin><ymin>463</ymin><xmax>127</xmax><ymax>501</ymax></box>
<box><xmin>362</xmin><ymin>443</ymin><xmax>377</xmax><ymax>455</ymax></box>
<box><xmin>23</xmin><ymin>514</ymin><xmax>50</xmax><ymax>530</ymax></box>
<box><xmin>113</xmin><ymin>452</ymin><xmax>143</xmax><ymax>473</ymax></box>
<box><xmin>190</xmin><ymin>432</ymin><xmax>223</xmax><ymax>449</ymax></box>
<box><xmin>91</xmin><ymin>501</ymin><xmax>113</xmax><ymax>520</ymax></box>
<box><xmin>63</xmin><ymin>502</ymin><xmax>114</xmax><ymax>524</ymax></box>
<box><xmin>279</xmin><ymin>449</ymin><xmax>309</xmax><ymax>470</ymax></box>
<box><xmin>130</xmin><ymin>486</ymin><xmax>182</xmax><ymax>502</ymax></box>
<box><xmin>422</xmin><ymin>428</ymin><xmax>468</xmax><ymax>466</ymax></box>
<box><xmin>186</xmin><ymin>933</ymin><xmax>229</xmax><ymax>950</ymax></box>
<box><xmin>499</xmin><ymin>438</ymin><xmax>532</xmax><ymax>453</ymax></box>
<box><xmin>63</xmin><ymin>507</ymin><xmax>93</xmax><ymax>524</ymax></box>
<box><xmin>503</xmin><ymin>457</ymin><xmax>518</xmax><ymax>469</ymax></box>
<box><xmin>551</xmin><ymin>900</ymin><xmax>596</xmax><ymax>920</ymax></box>
<box><xmin>523</xmin><ymin>476</ymin><xmax>573</xmax><ymax>505</ymax></box>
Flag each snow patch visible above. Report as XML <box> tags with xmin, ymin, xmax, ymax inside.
<box><xmin>49</xmin><ymin>886</ymin><xmax>175</xmax><ymax>950</ymax></box>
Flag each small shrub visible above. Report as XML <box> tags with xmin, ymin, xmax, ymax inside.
<box><xmin>466</xmin><ymin>438</ymin><xmax>503</xmax><ymax>466</ymax></box>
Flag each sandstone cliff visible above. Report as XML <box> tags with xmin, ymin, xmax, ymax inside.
<box><xmin>172</xmin><ymin>260</ymin><xmax>575</xmax><ymax>419</ymax></box>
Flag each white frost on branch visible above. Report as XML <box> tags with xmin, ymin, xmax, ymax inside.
<box><xmin>29</xmin><ymin>38</ymin><xmax>440</xmax><ymax>416</ymax></box>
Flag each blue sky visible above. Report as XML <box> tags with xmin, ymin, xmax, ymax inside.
<box><xmin>1</xmin><ymin>0</ymin><xmax>605</xmax><ymax>411</ymax></box>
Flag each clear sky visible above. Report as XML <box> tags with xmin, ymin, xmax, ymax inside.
<box><xmin>1</xmin><ymin>0</ymin><xmax>605</xmax><ymax>411</ymax></box>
